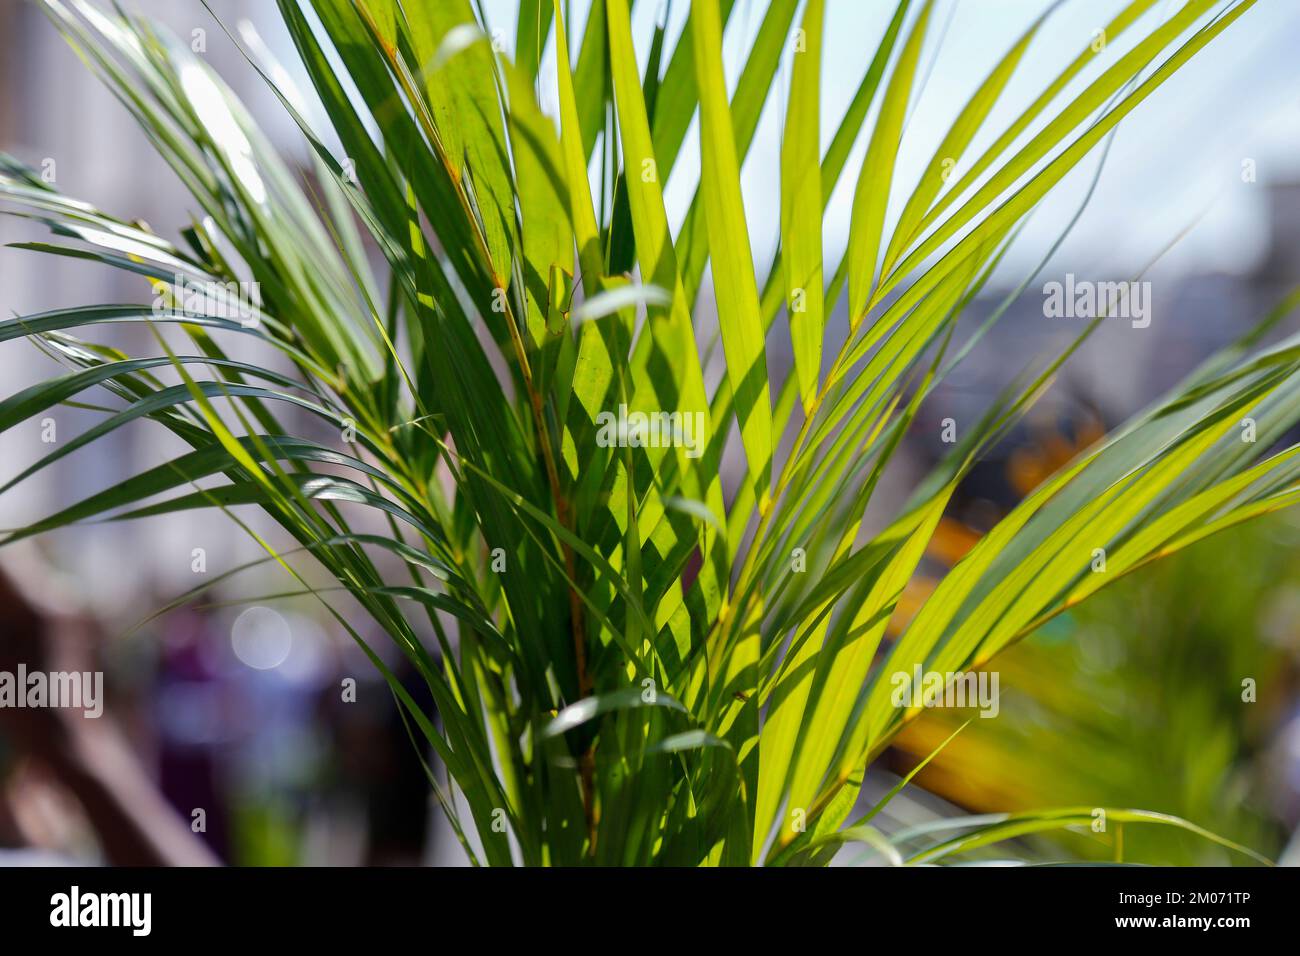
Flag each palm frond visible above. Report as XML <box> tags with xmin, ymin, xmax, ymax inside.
<box><xmin>0</xmin><ymin>0</ymin><xmax>1287</xmax><ymax>866</ymax></box>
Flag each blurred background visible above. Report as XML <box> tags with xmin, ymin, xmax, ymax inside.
<box><xmin>1</xmin><ymin>0</ymin><xmax>1299</xmax><ymax>865</ymax></box>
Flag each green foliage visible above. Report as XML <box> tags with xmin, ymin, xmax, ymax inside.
<box><xmin>0</xmin><ymin>0</ymin><xmax>1293</xmax><ymax>865</ymax></box>
<box><xmin>908</xmin><ymin>514</ymin><xmax>1300</xmax><ymax>865</ymax></box>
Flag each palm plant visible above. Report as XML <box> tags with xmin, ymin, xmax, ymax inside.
<box><xmin>1</xmin><ymin>0</ymin><xmax>1296</xmax><ymax>866</ymax></box>
<box><xmin>896</xmin><ymin>513</ymin><xmax>1300</xmax><ymax>865</ymax></box>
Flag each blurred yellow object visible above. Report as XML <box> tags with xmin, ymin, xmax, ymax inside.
<box><xmin>1008</xmin><ymin>415</ymin><xmax>1106</xmax><ymax>497</ymax></box>
<box><xmin>926</xmin><ymin>517</ymin><xmax>982</xmax><ymax>565</ymax></box>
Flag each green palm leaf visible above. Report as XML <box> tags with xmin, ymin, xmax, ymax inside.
<box><xmin>0</xmin><ymin>0</ymin><xmax>1285</xmax><ymax>867</ymax></box>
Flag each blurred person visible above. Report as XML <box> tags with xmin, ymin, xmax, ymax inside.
<box><xmin>322</xmin><ymin>652</ymin><xmax>436</xmax><ymax>866</ymax></box>
<box><xmin>152</xmin><ymin>599</ymin><xmax>234</xmax><ymax>862</ymax></box>
<box><xmin>0</xmin><ymin>560</ymin><xmax>217</xmax><ymax>866</ymax></box>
